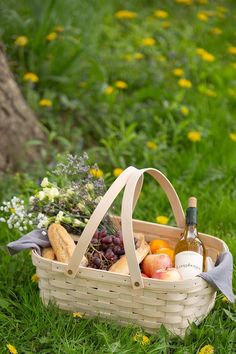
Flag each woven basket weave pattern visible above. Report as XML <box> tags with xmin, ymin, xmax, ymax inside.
<box><xmin>32</xmin><ymin>221</ymin><xmax>223</xmax><ymax>337</ymax></box>
<box><xmin>31</xmin><ymin>167</ymin><xmax>228</xmax><ymax>337</ymax></box>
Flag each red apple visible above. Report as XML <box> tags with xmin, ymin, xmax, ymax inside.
<box><xmin>141</xmin><ymin>254</ymin><xmax>172</xmax><ymax>277</ymax></box>
<box><xmin>151</xmin><ymin>267</ymin><xmax>182</xmax><ymax>281</ymax></box>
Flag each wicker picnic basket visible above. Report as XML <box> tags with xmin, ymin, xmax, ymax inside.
<box><xmin>32</xmin><ymin>167</ymin><xmax>228</xmax><ymax>337</ymax></box>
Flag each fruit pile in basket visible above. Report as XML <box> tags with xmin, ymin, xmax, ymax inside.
<box><xmin>141</xmin><ymin>239</ymin><xmax>182</xmax><ymax>281</ymax></box>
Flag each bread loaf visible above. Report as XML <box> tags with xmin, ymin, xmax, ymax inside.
<box><xmin>42</xmin><ymin>247</ymin><xmax>56</xmax><ymax>260</ymax></box>
<box><xmin>109</xmin><ymin>233</ymin><xmax>150</xmax><ymax>274</ymax></box>
<box><xmin>48</xmin><ymin>223</ymin><xmax>88</xmax><ymax>266</ymax></box>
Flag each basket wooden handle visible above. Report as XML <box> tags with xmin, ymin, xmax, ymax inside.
<box><xmin>65</xmin><ymin>166</ymin><xmax>139</xmax><ymax>278</ymax></box>
<box><xmin>121</xmin><ymin>168</ymin><xmax>185</xmax><ymax>289</ymax></box>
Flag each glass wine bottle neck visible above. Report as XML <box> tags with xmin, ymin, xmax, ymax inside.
<box><xmin>186</xmin><ymin>207</ymin><xmax>197</xmax><ymax>226</ymax></box>
<box><xmin>185</xmin><ymin>207</ymin><xmax>197</xmax><ymax>238</ymax></box>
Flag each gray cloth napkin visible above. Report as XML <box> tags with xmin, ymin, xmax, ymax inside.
<box><xmin>4</xmin><ymin>231</ymin><xmax>235</xmax><ymax>303</ymax></box>
<box><xmin>5</xmin><ymin>229</ymin><xmax>50</xmax><ymax>256</ymax></box>
<box><xmin>198</xmin><ymin>251</ymin><xmax>235</xmax><ymax>303</ymax></box>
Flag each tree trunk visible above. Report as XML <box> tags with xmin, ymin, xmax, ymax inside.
<box><xmin>0</xmin><ymin>44</ymin><xmax>45</xmax><ymax>172</ymax></box>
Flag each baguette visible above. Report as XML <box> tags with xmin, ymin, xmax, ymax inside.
<box><xmin>48</xmin><ymin>223</ymin><xmax>88</xmax><ymax>266</ymax></box>
<box><xmin>109</xmin><ymin>233</ymin><xmax>150</xmax><ymax>274</ymax></box>
<box><xmin>42</xmin><ymin>247</ymin><xmax>56</xmax><ymax>260</ymax></box>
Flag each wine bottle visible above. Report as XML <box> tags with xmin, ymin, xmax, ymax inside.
<box><xmin>174</xmin><ymin>197</ymin><xmax>206</xmax><ymax>280</ymax></box>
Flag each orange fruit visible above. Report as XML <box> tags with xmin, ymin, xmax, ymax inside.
<box><xmin>153</xmin><ymin>247</ymin><xmax>174</xmax><ymax>263</ymax></box>
<box><xmin>149</xmin><ymin>239</ymin><xmax>170</xmax><ymax>253</ymax></box>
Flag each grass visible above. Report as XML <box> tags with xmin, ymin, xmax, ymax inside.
<box><xmin>0</xmin><ymin>0</ymin><xmax>236</xmax><ymax>352</ymax></box>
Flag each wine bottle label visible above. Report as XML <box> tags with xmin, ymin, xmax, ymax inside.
<box><xmin>175</xmin><ymin>251</ymin><xmax>203</xmax><ymax>280</ymax></box>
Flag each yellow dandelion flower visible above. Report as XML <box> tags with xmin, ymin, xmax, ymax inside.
<box><xmin>196</xmin><ymin>48</ymin><xmax>206</xmax><ymax>56</ymax></box>
<box><xmin>161</xmin><ymin>21</ymin><xmax>171</xmax><ymax>29</ymax></box>
<box><xmin>141</xmin><ymin>335</ymin><xmax>150</xmax><ymax>345</ymax></box>
<box><xmin>216</xmin><ymin>6</ymin><xmax>228</xmax><ymax>14</ymax></box>
<box><xmin>228</xmin><ymin>88</ymin><xmax>236</xmax><ymax>97</ymax></box>
<box><xmin>205</xmin><ymin>89</ymin><xmax>217</xmax><ymax>97</ymax></box>
<box><xmin>197</xmin><ymin>12</ymin><xmax>208</xmax><ymax>21</ymax></box>
<box><xmin>113</xmin><ymin>168</ymin><xmax>124</xmax><ymax>177</ymax></box>
<box><xmin>228</xmin><ymin>46</ymin><xmax>236</xmax><ymax>55</ymax></box>
<box><xmin>229</xmin><ymin>133</ymin><xmax>236</xmax><ymax>141</ymax></box>
<box><xmin>154</xmin><ymin>10</ymin><xmax>169</xmax><ymax>19</ymax></box>
<box><xmin>23</xmin><ymin>72</ymin><xmax>39</xmax><ymax>83</ymax></box>
<box><xmin>133</xmin><ymin>52</ymin><xmax>144</xmax><ymax>60</ymax></box>
<box><xmin>54</xmin><ymin>25</ymin><xmax>64</xmax><ymax>33</ymax></box>
<box><xmin>115</xmin><ymin>10</ymin><xmax>137</xmax><ymax>19</ymax></box>
<box><xmin>146</xmin><ymin>141</ymin><xmax>157</xmax><ymax>149</ymax></box>
<box><xmin>180</xmin><ymin>106</ymin><xmax>189</xmax><ymax>116</ymax></box>
<box><xmin>157</xmin><ymin>55</ymin><xmax>167</xmax><ymax>62</ymax></box>
<box><xmin>104</xmin><ymin>86</ymin><xmax>114</xmax><ymax>95</ymax></box>
<box><xmin>172</xmin><ymin>68</ymin><xmax>184</xmax><ymax>77</ymax></box>
<box><xmin>178</xmin><ymin>78</ymin><xmax>192</xmax><ymax>88</ymax></box>
<box><xmin>176</xmin><ymin>0</ymin><xmax>192</xmax><ymax>4</ymax></box>
<box><xmin>89</xmin><ymin>168</ymin><xmax>104</xmax><ymax>178</ymax></box>
<box><xmin>133</xmin><ymin>333</ymin><xmax>150</xmax><ymax>346</ymax></box>
<box><xmin>46</xmin><ymin>32</ymin><xmax>58</xmax><ymax>41</ymax></box>
<box><xmin>231</xmin><ymin>63</ymin><xmax>236</xmax><ymax>69</ymax></box>
<box><xmin>141</xmin><ymin>37</ymin><xmax>156</xmax><ymax>46</ymax></box>
<box><xmin>6</xmin><ymin>344</ymin><xmax>18</xmax><ymax>354</ymax></box>
<box><xmin>115</xmin><ymin>80</ymin><xmax>128</xmax><ymax>89</ymax></box>
<box><xmin>187</xmin><ymin>131</ymin><xmax>201</xmax><ymax>142</ymax></box>
<box><xmin>14</xmin><ymin>35</ymin><xmax>28</xmax><ymax>46</ymax></box>
<box><xmin>211</xmin><ymin>27</ymin><xmax>222</xmax><ymax>35</ymax></box>
<box><xmin>125</xmin><ymin>54</ymin><xmax>133</xmax><ymax>62</ymax></box>
<box><xmin>222</xmin><ymin>296</ymin><xmax>229</xmax><ymax>303</ymax></box>
<box><xmin>156</xmin><ymin>216</ymin><xmax>169</xmax><ymax>225</ymax></box>
<box><xmin>31</xmin><ymin>273</ymin><xmax>39</xmax><ymax>282</ymax></box>
<box><xmin>201</xmin><ymin>52</ymin><xmax>215</xmax><ymax>62</ymax></box>
<box><xmin>73</xmin><ymin>312</ymin><xmax>83</xmax><ymax>318</ymax></box>
<box><xmin>39</xmin><ymin>98</ymin><xmax>52</xmax><ymax>107</ymax></box>
<box><xmin>199</xmin><ymin>344</ymin><xmax>214</xmax><ymax>354</ymax></box>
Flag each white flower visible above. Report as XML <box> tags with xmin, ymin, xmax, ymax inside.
<box><xmin>94</xmin><ymin>196</ymin><xmax>102</xmax><ymax>204</ymax></box>
<box><xmin>41</xmin><ymin>177</ymin><xmax>50</xmax><ymax>188</ymax></box>
<box><xmin>55</xmin><ymin>211</ymin><xmax>64</xmax><ymax>223</ymax></box>
<box><xmin>66</xmin><ymin>188</ymin><xmax>74</xmax><ymax>196</ymax></box>
<box><xmin>0</xmin><ymin>217</ymin><xmax>5</xmax><ymax>222</ymax></box>
<box><xmin>44</xmin><ymin>187</ymin><xmax>59</xmax><ymax>201</ymax></box>
<box><xmin>85</xmin><ymin>183</ymin><xmax>94</xmax><ymax>191</ymax></box>
<box><xmin>73</xmin><ymin>219</ymin><xmax>83</xmax><ymax>227</ymax></box>
<box><xmin>77</xmin><ymin>202</ymin><xmax>86</xmax><ymax>211</ymax></box>
<box><xmin>29</xmin><ymin>196</ymin><xmax>36</xmax><ymax>204</ymax></box>
<box><xmin>38</xmin><ymin>191</ymin><xmax>46</xmax><ymax>200</ymax></box>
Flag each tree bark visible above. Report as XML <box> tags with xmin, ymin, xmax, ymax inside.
<box><xmin>0</xmin><ymin>44</ymin><xmax>45</xmax><ymax>172</ymax></box>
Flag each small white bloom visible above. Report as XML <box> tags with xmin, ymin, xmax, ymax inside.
<box><xmin>73</xmin><ymin>219</ymin><xmax>82</xmax><ymax>227</ymax></box>
<box><xmin>41</xmin><ymin>177</ymin><xmax>50</xmax><ymax>188</ymax></box>
<box><xmin>95</xmin><ymin>196</ymin><xmax>102</xmax><ymax>204</ymax></box>
<box><xmin>29</xmin><ymin>196</ymin><xmax>35</xmax><ymax>204</ymax></box>
<box><xmin>38</xmin><ymin>191</ymin><xmax>46</xmax><ymax>200</ymax></box>
<box><xmin>55</xmin><ymin>211</ymin><xmax>64</xmax><ymax>223</ymax></box>
<box><xmin>28</xmin><ymin>220</ymin><xmax>33</xmax><ymax>225</ymax></box>
<box><xmin>66</xmin><ymin>188</ymin><xmax>74</xmax><ymax>196</ymax></box>
<box><xmin>44</xmin><ymin>187</ymin><xmax>59</xmax><ymax>201</ymax></box>
<box><xmin>0</xmin><ymin>217</ymin><xmax>5</xmax><ymax>222</ymax></box>
<box><xmin>77</xmin><ymin>202</ymin><xmax>86</xmax><ymax>211</ymax></box>
<box><xmin>86</xmin><ymin>183</ymin><xmax>94</xmax><ymax>191</ymax></box>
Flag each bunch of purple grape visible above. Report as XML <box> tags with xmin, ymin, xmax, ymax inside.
<box><xmin>86</xmin><ymin>228</ymin><xmax>136</xmax><ymax>270</ymax></box>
